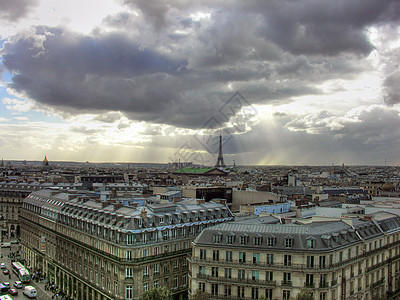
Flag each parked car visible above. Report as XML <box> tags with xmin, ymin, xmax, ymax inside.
<box><xmin>2</xmin><ymin>282</ymin><xmax>10</xmax><ymax>288</ymax></box>
<box><xmin>8</xmin><ymin>288</ymin><xmax>18</xmax><ymax>295</ymax></box>
<box><xmin>0</xmin><ymin>263</ymin><xmax>5</xmax><ymax>269</ymax></box>
<box><xmin>0</xmin><ymin>283</ymin><xmax>8</xmax><ymax>293</ymax></box>
<box><xmin>13</xmin><ymin>281</ymin><xmax>23</xmax><ymax>289</ymax></box>
<box><xmin>2</xmin><ymin>270</ymin><xmax>9</xmax><ymax>275</ymax></box>
<box><xmin>10</xmin><ymin>240</ymin><xmax>18</xmax><ymax>244</ymax></box>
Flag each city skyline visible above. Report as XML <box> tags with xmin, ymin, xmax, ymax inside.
<box><xmin>0</xmin><ymin>0</ymin><xmax>400</xmax><ymax>166</ymax></box>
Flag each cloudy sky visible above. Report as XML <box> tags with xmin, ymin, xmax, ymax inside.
<box><xmin>0</xmin><ymin>0</ymin><xmax>399</xmax><ymax>166</ymax></box>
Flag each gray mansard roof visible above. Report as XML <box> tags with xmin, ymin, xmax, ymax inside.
<box><xmin>23</xmin><ymin>190</ymin><xmax>234</xmax><ymax>234</ymax></box>
<box><xmin>193</xmin><ymin>218</ymin><xmax>384</xmax><ymax>252</ymax></box>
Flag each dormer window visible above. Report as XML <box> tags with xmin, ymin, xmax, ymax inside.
<box><xmin>240</xmin><ymin>234</ymin><xmax>249</xmax><ymax>245</ymax></box>
<box><xmin>306</xmin><ymin>237</ymin><xmax>315</xmax><ymax>249</ymax></box>
<box><xmin>159</xmin><ymin>216</ymin><xmax>164</xmax><ymax>224</ymax></box>
<box><xmin>285</xmin><ymin>236</ymin><xmax>293</xmax><ymax>248</ymax></box>
<box><xmin>213</xmin><ymin>233</ymin><xmax>222</xmax><ymax>244</ymax></box>
<box><xmin>266</xmin><ymin>236</ymin><xmax>275</xmax><ymax>247</ymax></box>
<box><xmin>226</xmin><ymin>234</ymin><xmax>235</xmax><ymax>245</ymax></box>
<box><xmin>253</xmin><ymin>235</ymin><xmax>262</xmax><ymax>246</ymax></box>
<box><xmin>138</xmin><ymin>218</ymin><xmax>142</xmax><ymax>228</ymax></box>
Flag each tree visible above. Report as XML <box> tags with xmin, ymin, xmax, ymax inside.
<box><xmin>191</xmin><ymin>289</ymin><xmax>211</xmax><ymax>300</ymax></box>
<box><xmin>295</xmin><ymin>288</ymin><xmax>313</xmax><ymax>300</ymax></box>
<box><xmin>142</xmin><ymin>287</ymin><xmax>172</xmax><ymax>300</ymax></box>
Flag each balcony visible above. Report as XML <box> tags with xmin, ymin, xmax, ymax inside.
<box><xmin>304</xmin><ymin>282</ymin><xmax>314</xmax><ymax>288</ymax></box>
<box><xmin>195</xmin><ymin>273</ymin><xmax>276</xmax><ymax>286</ymax></box>
<box><xmin>282</xmin><ymin>281</ymin><xmax>292</xmax><ymax>287</ymax></box>
<box><xmin>371</xmin><ymin>278</ymin><xmax>385</xmax><ymax>289</ymax></box>
<box><xmin>319</xmin><ymin>282</ymin><xmax>328</xmax><ymax>288</ymax></box>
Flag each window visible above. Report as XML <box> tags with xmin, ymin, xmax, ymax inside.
<box><xmin>239</xmin><ymin>252</ymin><xmax>246</xmax><ymax>263</ymax></box>
<box><xmin>266</xmin><ymin>254</ymin><xmax>274</xmax><ymax>265</ymax></box>
<box><xmin>320</xmin><ymin>292</ymin><xmax>327</xmax><ymax>300</ymax></box>
<box><xmin>266</xmin><ymin>271</ymin><xmax>273</xmax><ymax>282</ymax></box>
<box><xmin>163</xmin><ymin>230</ymin><xmax>169</xmax><ymax>241</ymax></box>
<box><xmin>225</xmin><ymin>268</ymin><xmax>232</xmax><ymax>279</ymax></box>
<box><xmin>283</xmin><ymin>290</ymin><xmax>291</xmax><ymax>300</ymax></box>
<box><xmin>226</xmin><ymin>235</ymin><xmax>234</xmax><ymax>244</ymax></box>
<box><xmin>173</xmin><ymin>260</ymin><xmax>178</xmax><ymax>269</ymax></box>
<box><xmin>213</xmin><ymin>250</ymin><xmax>220</xmax><ymax>261</ymax></box>
<box><xmin>211</xmin><ymin>283</ymin><xmax>218</xmax><ymax>296</ymax></box>
<box><xmin>154</xmin><ymin>280</ymin><xmax>159</xmax><ymax>288</ymax></box>
<box><xmin>154</xmin><ymin>263</ymin><xmax>159</xmax><ymax>274</ymax></box>
<box><xmin>253</xmin><ymin>253</ymin><xmax>260</xmax><ymax>264</ymax></box>
<box><xmin>320</xmin><ymin>274</ymin><xmax>327</xmax><ymax>288</ymax></box>
<box><xmin>174</xmin><ymin>276</ymin><xmax>178</xmax><ymax>288</ymax></box>
<box><xmin>213</xmin><ymin>233</ymin><xmax>222</xmax><ymax>243</ymax></box>
<box><xmin>240</xmin><ymin>235</ymin><xmax>248</xmax><ymax>245</ymax></box>
<box><xmin>284</xmin><ymin>255</ymin><xmax>292</xmax><ymax>266</ymax></box>
<box><xmin>125</xmin><ymin>285</ymin><xmax>133</xmax><ymax>299</ymax></box>
<box><xmin>200</xmin><ymin>249</ymin><xmax>206</xmax><ymax>260</ymax></box>
<box><xmin>283</xmin><ymin>272</ymin><xmax>291</xmax><ymax>284</ymax></box>
<box><xmin>251</xmin><ymin>287</ymin><xmax>259</xmax><ymax>299</ymax></box>
<box><xmin>125</xmin><ymin>268</ymin><xmax>133</xmax><ymax>279</ymax></box>
<box><xmin>238</xmin><ymin>286</ymin><xmax>245</xmax><ymax>298</ymax></box>
<box><xmin>154</xmin><ymin>247</ymin><xmax>159</xmax><ymax>255</ymax></box>
<box><xmin>320</xmin><ymin>255</ymin><xmax>326</xmax><ymax>268</ymax></box>
<box><xmin>238</xmin><ymin>269</ymin><xmax>245</xmax><ymax>280</ymax></box>
<box><xmin>306</xmin><ymin>274</ymin><xmax>314</xmax><ymax>287</ymax></box>
<box><xmin>224</xmin><ymin>285</ymin><xmax>231</xmax><ymax>297</ymax></box>
<box><xmin>212</xmin><ymin>267</ymin><xmax>219</xmax><ymax>278</ymax></box>
<box><xmin>307</xmin><ymin>256</ymin><xmax>315</xmax><ymax>268</ymax></box>
<box><xmin>252</xmin><ymin>270</ymin><xmax>259</xmax><ymax>280</ymax></box>
<box><xmin>143</xmin><ymin>266</ymin><xmax>149</xmax><ymax>277</ymax></box>
<box><xmin>199</xmin><ymin>282</ymin><xmax>205</xmax><ymax>292</ymax></box>
<box><xmin>267</xmin><ymin>237</ymin><xmax>274</xmax><ymax>247</ymax></box>
<box><xmin>285</xmin><ymin>238</ymin><xmax>293</xmax><ymax>248</ymax></box>
<box><xmin>265</xmin><ymin>289</ymin><xmax>273</xmax><ymax>300</ymax></box>
<box><xmin>199</xmin><ymin>266</ymin><xmax>205</xmax><ymax>275</ymax></box>
<box><xmin>226</xmin><ymin>251</ymin><xmax>233</xmax><ymax>262</ymax></box>
<box><xmin>306</xmin><ymin>238</ymin><xmax>315</xmax><ymax>248</ymax></box>
<box><xmin>254</xmin><ymin>236</ymin><xmax>262</xmax><ymax>246</ymax></box>
<box><xmin>143</xmin><ymin>283</ymin><xmax>148</xmax><ymax>292</ymax></box>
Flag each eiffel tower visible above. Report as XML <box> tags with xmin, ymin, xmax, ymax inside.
<box><xmin>215</xmin><ymin>134</ymin><xmax>226</xmax><ymax>168</ymax></box>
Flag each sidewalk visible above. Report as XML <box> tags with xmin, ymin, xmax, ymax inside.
<box><xmin>34</xmin><ymin>278</ymin><xmax>54</xmax><ymax>299</ymax></box>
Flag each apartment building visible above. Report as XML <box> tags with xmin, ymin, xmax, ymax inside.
<box><xmin>0</xmin><ymin>183</ymin><xmax>46</xmax><ymax>239</ymax></box>
<box><xmin>189</xmin><ymin>213</ymin><xmax>400</xmax><ymax>300</ymax></box>
<box><xmin>20</xmin><ymin>189</ymin><xmax>234</xmax><ymax>300</ymax></box>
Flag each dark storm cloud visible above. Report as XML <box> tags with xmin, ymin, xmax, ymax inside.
<box><xmin>0</xmin><ymin>0</ymin><xmax>38</xmax><ymax>21</ymax></box>
<box><xmin>1</xmin><ymin>0</ymin><xmax>399</xmax><ymax>129</ymax></box>
<box><xmin>383</xmin><ymin>71</ymin><xmax>400</xmax><ymax>106</ymax></box>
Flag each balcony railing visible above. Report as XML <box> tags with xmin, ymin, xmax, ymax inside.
<box><xmin>304</xmin><ymin>282</ymin><xmax>314</xmax><ymax>288</ymax></box>
<box><xmin>282</xmin><ymin>281</ymin><xmax>292</xmax><ymax>287</ymax></box>
<box><xmin>319</xmin><ymin>282</ymin><xmax>328</xmax><ymax>288</ymax></box>
<box><xmin>195</xmin><ymin>273</ymin><xmax>276</xmax><ymax>286</ymax></box>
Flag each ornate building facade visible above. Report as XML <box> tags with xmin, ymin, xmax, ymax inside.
<box><xmin>20</xmin><ymin>189</ymin><xmax>233</xmax><ymax>299</ymax></box>
<box><xmin>189</xmin><ymin>213</ymin><xmax>400</xmax><ymax>300</ymax></box>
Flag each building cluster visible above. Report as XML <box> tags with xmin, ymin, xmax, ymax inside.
<box><xmin>0</xmin><ymin>157</ymin><xmax>400</xmax><ymax>299</ymax></box>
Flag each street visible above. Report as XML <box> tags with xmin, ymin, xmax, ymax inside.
<box><xmin>0</xmin><ymin>242</ymin><xmax>52</xmax><ymax>299</ymax></box>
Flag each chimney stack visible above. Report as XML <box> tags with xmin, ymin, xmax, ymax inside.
<box><xmin>141</xmin><ymin>208</ymin><xmax>147</xmax><ymax>220</ymax></box>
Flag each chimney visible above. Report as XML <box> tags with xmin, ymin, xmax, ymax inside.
<box><xmin>363</xmin><ymin>215</ymin><xmax>373</xmax><ymax>221</ymax></box>
<box><xmin>114</xmin><ymin>203</ymin><xmax>123</xmax><ymax>210</ymax></box>
<box><xmin>173</xmin><ymin>197</ymin><xmax>181</xmax><ymax>203</ymax></box>
<box><xmin>196</xmin><ymin>199</ymin><xmax>206</xmax><ymax>205</ymax></box>
<box><xmin>141</xmin><ymin>208</ymin><xmax>147</xmax><ymax>220</ymax></box>
<box><xmin>213</xmin><ymin>199</ymin><xmax>226</xmax><ymax>205</ymax></box>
